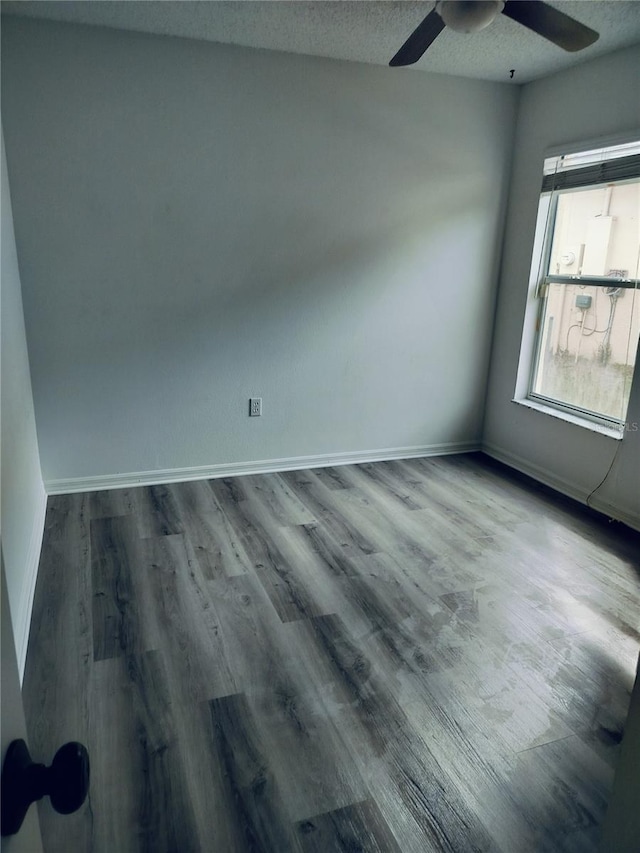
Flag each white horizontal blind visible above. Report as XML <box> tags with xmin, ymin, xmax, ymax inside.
<box><xmin>542</xmin><ymin>140</ymin><xmax>640</xmax><ymax>193</ymax></box>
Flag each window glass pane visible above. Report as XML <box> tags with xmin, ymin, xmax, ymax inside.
<box><xmin>532</xmin><ymin>179</ymin><xmax>640</xmax><ymax>423</ymax></box>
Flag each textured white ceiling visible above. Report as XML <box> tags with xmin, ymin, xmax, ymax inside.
<box><xmin>3</xmin><ymin>1</ymin><xmax>640</xmax><ymax>83</ymax></box>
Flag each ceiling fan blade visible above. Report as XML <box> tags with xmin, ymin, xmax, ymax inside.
<box><xmin>390</xmin><ymin>8</ymin><xmax>446</xmax><ymax>67</ymax></box>
<box><xmin>502</xmin><ymin>1</ymin><xmax>599</xmax><ymax>52</ymax></box>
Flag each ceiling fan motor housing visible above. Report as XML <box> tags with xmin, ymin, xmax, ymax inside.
<box><xmin>436</xmin><ymin>1</ymin><xmax>505</xmax><ymax>33</ymax></box>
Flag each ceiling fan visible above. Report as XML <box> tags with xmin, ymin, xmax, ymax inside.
<box><xmin>389</xmin><ymin>1</ymin><xmax>599</xmax><ymax>67</ymax></box>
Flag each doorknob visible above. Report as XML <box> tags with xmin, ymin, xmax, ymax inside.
<box><xmin>1</xmin><ymin>739</ymin><xmax>90</xmax><ymax>836</ymax></box>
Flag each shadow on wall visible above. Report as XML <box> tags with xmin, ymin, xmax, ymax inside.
<box><xmin>42</xmin><ymin>186</ymin><xmax>495</xmax><ymax>403</ymax></box>
<box><xmin>60</xmin><ymin>168</ymin><xmax>495</xmax><ymax>358</ymax></box>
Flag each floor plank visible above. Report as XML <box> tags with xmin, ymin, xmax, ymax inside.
<box><xmin>90</xmin><ymin>516</ymin><xmax>143</xmax><ymax>661</ymax></box>
<box><xmin>170</xmin><ymin>479</ymin><xmax>252</xmax><ymax>579</ymax></box>
<box><xmin>23</xmin><ymin>493</ymin><xmax>94</xmax><ymax>850</ymax></box>
<box><xmin>295</xmin><ymin>799</ymin><xmax>402</xmax><ymax>852</ymax></box>
<box><xmin>207</xmin><ymin>692</ymin><xmax>303</xmax><ymax>851</ymax></box>
<box><xmin>209</xmin><ymin>477</ymin><xmax>324</xmax><ymax>622</ymax></box>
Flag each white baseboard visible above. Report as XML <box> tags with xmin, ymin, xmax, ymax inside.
<box><xmin>45</xmin><ymin>441</ymin><xmax>480</xmax><ymax>495</ymax></box>
<box><xmin>16</xmin><ymin>482</ymin><xmax>48</xmax><ymax>684</ymax></box>
<box><xmin>482</xmin><ymin>441</ymin><xmax>640</xmax><ymax>533</ymax></box>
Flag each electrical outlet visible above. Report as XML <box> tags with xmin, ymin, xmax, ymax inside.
<box><xmin>249</xmin><ymin>397</ymin><xmax>262</xmax><ymax>417</ymax></box>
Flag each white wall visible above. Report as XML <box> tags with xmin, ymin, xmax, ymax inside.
<box><xmin>483</xmin><ymin>45</ymin><xmax>640</xmax><ymax>530</ymax></box>
<box><xmin>600</xmin><ymin>652</ymin><xmax>640</xmax><ymax>853</ymax></box>
<box><xmin>1</xmin><ymin>18</ymin><xmax>517</xmax><ymax>489</ymax></box>
<box><xmin>1</xmin><ymin>127</ymin><xmax>47</xmax><ymax>678</ymax></box>
<box><xmin>1</xmin><ymin>560</ymin><xmax>43</xmax><ymax>851</ymax></box>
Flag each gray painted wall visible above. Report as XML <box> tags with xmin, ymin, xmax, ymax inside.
<box><xmin>484</xmin><ymin>45</ymin><xmax>640</xmax><ymax>528</ymax></box>
<box><xmin>1</xmin><ymin>128</ymin><xmax>47</xmax><ymax>676</ymax></box>
<box><xmin>1</xmin><ymin>17</ymin><xmax>517</xmax><ymax>486</ymax></box>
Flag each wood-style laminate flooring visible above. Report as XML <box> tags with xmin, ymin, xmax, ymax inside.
<box><xmin>23</xmin><ymin>453</ymin><xmax>640</xmax><ymax>852</ymax></box>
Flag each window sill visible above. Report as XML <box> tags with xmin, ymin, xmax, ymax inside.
<box><xmin>512</xmin><ymin>398</ymin><xmax>624</xmax><ymax>440</ymax></box>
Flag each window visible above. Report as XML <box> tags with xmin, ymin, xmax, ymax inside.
<box><xmin>527</xmin><ymin>141</ymin><xmax>640</xmax><ymax>431</ymax></box>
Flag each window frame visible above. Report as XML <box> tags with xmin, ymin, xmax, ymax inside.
<box><xmin>524</xmin><ymin>149</ymin><xmax>640</xmax><ymax>433</ymax></box>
